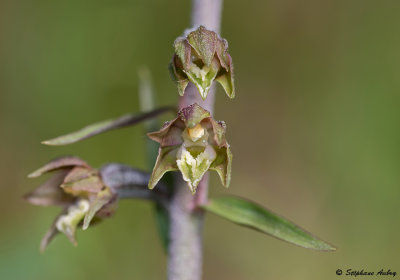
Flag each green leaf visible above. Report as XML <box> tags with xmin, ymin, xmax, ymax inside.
<box><xmin>203</xmin><ymin>196</ymin><xmax>336</xmax><ymax>251</ymax></box>
<box><xmin>154</xmin><ymin>203</ymin><xmax>170</xmax><ymax>253</ymax></box>
<box><xmin>42</xmin><ymin>106</ymin><xmax>175</xmax><ymax>146</ymax></box>
<box><xmin>137</xmin><ymin>70</ymin><xmax>171</xmax><ymax>253</ymax></box>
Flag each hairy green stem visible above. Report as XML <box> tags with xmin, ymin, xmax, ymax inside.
<box><xmin>168</xmin><ymin>1</ymin><xmax>223</xmax><ymax>280</ymax></box>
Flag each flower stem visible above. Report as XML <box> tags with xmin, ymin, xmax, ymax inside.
<box><xmin>168</xmin><ymin>1</ymin><xmax>223</xmax><ymax>280</ymax></box>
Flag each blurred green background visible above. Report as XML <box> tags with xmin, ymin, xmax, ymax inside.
<box><xmin>1</xmin><ymin>0</ymin><xmax>399</xmax><ymax>279</ymax></box>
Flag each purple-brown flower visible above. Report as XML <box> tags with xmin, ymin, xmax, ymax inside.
<box><xmin>170</xmin><ymin>25</ymin><xmax>235</xmax><ymax>100</ymax></box>
<box><xmin>147</xmin><ymin>103</ymin><xmax>232</xmax><ymax>193</ymax></box>
<box><xmin>25</xmin><ymin>157</ymin><xmax>117</xmax><ymax>251</ymax></box>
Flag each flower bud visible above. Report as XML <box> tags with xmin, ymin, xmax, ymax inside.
<box><xmin>170</xmin><ymin>26</ymin><xmax>235</xmax><ymax>100</ymax></box>
<box><xmin>148</xmin><ymin>103</ymin><xmax>232</xmax><ymax>193</ymax></box>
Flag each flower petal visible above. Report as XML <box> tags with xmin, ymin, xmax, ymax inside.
<box><xmin>40</xmin><ymin>207</ymin><xmax>68</xmax><ymax>252</ymax></box>
<box><xmin>24</xmin><ymin>169</ymin><xmax>75</xmax><ymax>206</ymax></box>
<box><xmin>147</xmin><ymin>118</ymin><xmax>185</xmax><ymax>147</ymax></box>
<box><xmin>210</xmin><ymin>145</ymin><xmax>232</xmax><ymax>188</ymax></box>
<box><xmin>169</xmin><ymin>55</ymin><xmax>190</xmax><ymax>96</ymax></box>
<box><xmin>216</xmin><ymin>38</ymin><xmax>230</xmax><ymax>71</ymax></box>
<box><xmin>210</xmin><ymin>119</ymin><xmax>228</xmax><ymax>147</ymax></box>
<box><xmin>83</xmin><ymin>187</ymin><xmax>117</xmax><ymax>230</ymax></box>
<box><xmin>28</xmin><ymin>156</ymin><xmax>90</xmax><ymax>178</ymax></box>
<box><xmin>187</xmin><ymin>26</ymin><xmax>217</xmax><ymax>67</ymax></box>
<box><xmin>215</xmin><ymin>54</ymin><xmax>235</xmax><ymax>98</ymax></box>
<box><xmin>61</xmin><ymin>167</ymin><xmax>104</xmax><ymax>196</ymax></box>
<box><xmin>179</xmin><ymin>103</ymin><xmax>211</xmax><ymax>128</ymax></box>
<box><xmin>183</xmin><ymin>57</ymin><xmax>220</xmax><ymax>100</ymax></box>
<box><xmin>55</xmin><ymin>199</ymin><xmax>90</xmax><ymax>246</ymax></box>
<box><xmin>177</xmin><ymin>145</ymin><xmax>216</xmax><ymax>193</ymax></box>
<box><xmin>148</xmin><ymin>146</ymin><xmax>179</xmax><ymax>189</ymax></box>
<box><xmin>174</xmin><ymin>38</ymin><xmax>192</xmax><ymax>70</ymax></box>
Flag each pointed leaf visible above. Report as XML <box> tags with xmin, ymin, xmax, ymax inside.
<box><xmin>203</xmin><ymin>196</ymin><xmax>336</xmax><ymax>251</ymax></box>
<box><xmin>138</xmin><ymin>75</ymin><xmax>172</xmax><ymax>254</ymax></box>
<box><xmin>42</xmin><ymin>107</ymin><xmax>175</xmax><ymax>146</ymax></box>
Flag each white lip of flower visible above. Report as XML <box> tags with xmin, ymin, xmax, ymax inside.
<box><xmin>183</xmin><ymin>64</ymin><xmax>215</xmax><ymax>99</ymax></box>
<box><xmin>56</xmin><ymin>199</ymin><xmax>90</xmax><ymax>243</ymax></box>
<box><xmin>176</xmin><ymin>144</ymin><xmax>216</xmax><ymax>193</ymax></box>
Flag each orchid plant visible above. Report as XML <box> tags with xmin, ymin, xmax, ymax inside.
<box><xmin>25</xmin><ymin>1</ymin><xmax>335</xmax><ymax>279</ymax></box>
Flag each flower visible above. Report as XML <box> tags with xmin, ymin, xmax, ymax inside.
<box><xmin>170</xmin><ymin>25</ymin><xmax>235</xmax><ymax>100</ymax></box>
<box><xmin>25</xmin><ymin>156</ymin><xmax>117</xmax><ymax>251</ymax></box>
<box><xmin>148</xmin><ymin>103</ymin><xmax>232</xmax><ymax>194</ymax></box>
